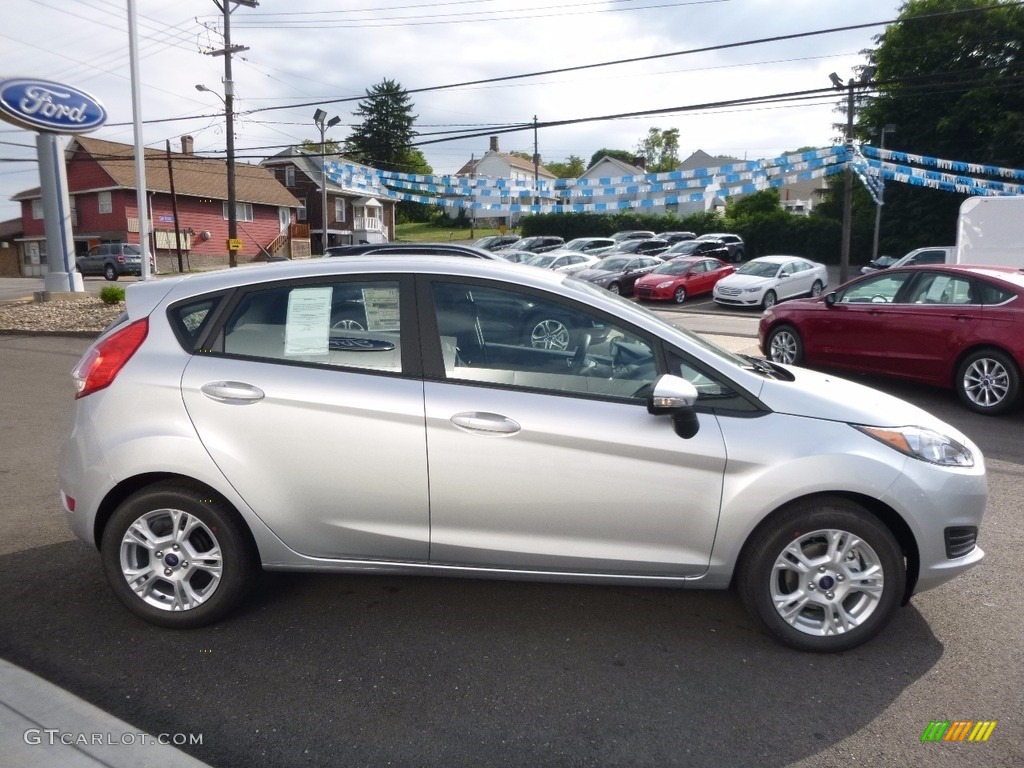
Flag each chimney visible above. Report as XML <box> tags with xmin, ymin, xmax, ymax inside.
<box><xmin>489</xmin><ymin>135</ymin><xmax>499</xmax><ymax>153</ymax></box>
<box><xmin>632</xmin><ymin>155</ymin><xmax>646</xmax><ymax>170</ymax></box>
<box><xmin>181</xmin><ymin>135</ymin><xmax>194</xmax><ymax>156</ymax></box>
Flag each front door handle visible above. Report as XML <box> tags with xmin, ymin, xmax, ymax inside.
<box><xmin>201</xmin><ymin>381</ymin><xmax>265</xmax><ymax>404</ymax></box>
<box><xmin>450</xmin><ymin>411</ymin><xmax>521</xmax><ymax>435</ymax></box>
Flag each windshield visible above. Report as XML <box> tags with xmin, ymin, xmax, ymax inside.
<box><xmin>652</xmin><ymin>260</ymin><xmax>691</xmax><ymax>275</ymax></box>
<box><xmin>737</xmin><ymin>261</ymin><xmax>781</xmax><ymax>278</ymax></box>
<box><xmin>665</xmin><ymin>241</ymin><xmax>699</xmax><ymax>255</ymax></box>
<box><xmin>564</xmin><ymin>239</ymin><xmax>593</xmax><ymax>251</ymax></box>
<box><xmin>594</xmin><ymin>257</ymin><xmax>631</xmax><ymax>271</ymax></box>
<box><xmin>527</xmin><ymin>255</ymin><xmax>557</xmax><ymax>267</ymax></box>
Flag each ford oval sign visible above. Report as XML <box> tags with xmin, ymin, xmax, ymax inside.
<box><xmin>0</xmin><ymin>78</ymin><xmax>107</xmax><ymax>134</ymax></box>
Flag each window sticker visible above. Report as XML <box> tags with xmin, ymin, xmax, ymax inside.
<box><xmin>363</xmin><ymin>287</ymin><xmax>400</xmax><ymax>331</ymax></box>
<box><xmin>285</xmin><ymin>287</ymin><xmax>333</xmax><ymax>356</ymax></box>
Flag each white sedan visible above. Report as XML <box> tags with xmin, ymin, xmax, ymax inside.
<box><xmin>525</xmin><ymin>251</ymin><xmax>600</xmax><ymax>275</ymax></box>
<box><xmin>712</xmin><ymin>255</ymin><xmax>828</xmax><ymax>309</ymax></box>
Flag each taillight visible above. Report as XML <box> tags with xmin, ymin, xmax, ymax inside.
<box><xmin>72</xmin><ymin>318</ymin><xmax>149</xmax><ymax>399</ymax></box>
<box><xmin>117</xmin><ymin>255</ymin><xmax>126</xmax><ymax>263</ymax></box>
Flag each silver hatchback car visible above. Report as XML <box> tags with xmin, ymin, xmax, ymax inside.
<box><xmin>58</xmin><ymin>257</ymin><xmax>986</xmax><ymax>652</ymax></box>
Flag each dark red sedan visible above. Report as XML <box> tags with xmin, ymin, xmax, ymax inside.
<box><xmin>758</xmin><ymin>265</ymin><xmax>1024</xmax><ymax>415</ymax></box>
<box><xmin>633</xmin><ymin>257</ymin><xmax>735</xmax><ymax>303</ymax></box>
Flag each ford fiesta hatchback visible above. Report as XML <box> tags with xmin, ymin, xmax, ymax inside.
<box><xmin>58</xmin><ymin>257</ymin><xmax>986</xmax><ymax>652</ymax></box>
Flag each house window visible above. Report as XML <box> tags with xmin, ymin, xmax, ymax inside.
<box><xmin>98</xmin><ymin>191</ymin><xmax>112</xmax><ymax>214</ymax></box>
<box><xmin>285</xmin><ymin>166</ymin><xmax>295</xmax><ymax>187</ymax></box>
<box><xmin>31</xmin><ymin>200</ymin><xmax>43</xmax><ymax>219</ymax></box>
<box><xmin>222</xmin><ymin>202</ymin><xmax>254</xmax><ymax>222</ymax></box>
<box><xmin>297</xmin><ymin>197</ymin><xmax>307</xmax><ymax>221</ymax></box>
<box><xmin>334</xmin><ymin>198</ymin><xmax>346</xmax><ymax>223</ymax></box>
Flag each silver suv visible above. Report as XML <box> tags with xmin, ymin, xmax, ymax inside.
<box><xmin>58</xmin><ymin>257</ymin><xmax>985</xmax><ymax>651</ymax></box>
<box><xmin>76</xmin><ymin>243</ymin><xmax>145</xmax><ymax>281</ymax></box>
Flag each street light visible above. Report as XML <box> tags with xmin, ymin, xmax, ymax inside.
<box><xmin>830</xmin><ymin>67</ymin><xmax>876</xmax><ymax>284</ymax></box>
<box><xmin>196</xmin><ymin>82</ymin><xmax>239</xmax><ymax>268</ymax></box>
<box><xmin>871</xmin><ymin>123</ymin><xmax>896</xmax><ymax>263</ymax></box>
<box><xmin>314</xmin><ymin>108</ymin><xmax>341</xmax><ymax>255</ymax></box>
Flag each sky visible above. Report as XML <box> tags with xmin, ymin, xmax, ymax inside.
<box><xmin>0</xmin><ymin>0</ymin><xmax>907</xmax><ymax>222</ymax></box>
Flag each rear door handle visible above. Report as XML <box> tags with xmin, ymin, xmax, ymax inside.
<box><xmin>201</xmin><ymin>381</ymin><xmax>265</xmax><ymax>404</ymax></box>
<box><xmin>450</xmin><ymin>411</ymin><xmax>521</xmax><ymax>435</ymax></box>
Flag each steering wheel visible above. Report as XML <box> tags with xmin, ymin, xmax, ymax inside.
<box><xmin>569</xmin><ymin>333</ymin><xmax>592</xmax><ymax>374</ymax></box>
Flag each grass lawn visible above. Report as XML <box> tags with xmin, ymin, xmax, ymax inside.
<box><xmin>393</xmin><ymin>222</ymin><xmax>517</xmax><ymax>243</ymax></box>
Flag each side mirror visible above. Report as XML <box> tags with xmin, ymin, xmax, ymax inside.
<box><xmin>647</xmin><ymin>374</ymin><xmax>701</xmax><ymax>439</ymax></box>
<box><xmin>824</xmin><ymin>292</ymin><xmax>838</xmax><ymax>306</ymax></box>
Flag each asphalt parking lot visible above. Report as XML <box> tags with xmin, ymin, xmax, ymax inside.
<box><xmin>1</xmin><ymin>326</ymin><xmax>1021</xmax><ymax>767</ymax></box>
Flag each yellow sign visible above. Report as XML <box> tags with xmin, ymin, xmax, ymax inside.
<box><xmin>498</xmin><ymin>224</ymin><xmax>507</xmax><ymax>235</ymax></box>
<box><xmin>227</xmin><ymin>238</ymin><xmax>243</xmax><ymax>251</ymax></box>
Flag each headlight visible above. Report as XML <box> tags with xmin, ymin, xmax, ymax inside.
<box><xmin>855</xmin><ymin>425</ymin><xmax>974</xmax><ymax>467</ymax></box>
<box><xmin>743</xmin><ymin>287</ymin><xmax>763</xmax><ymax>294</ymax></box>
<box><xmin>656</xmin><ymin>281</ymin><xmax>675</xmax><ymax>289</ymax></box>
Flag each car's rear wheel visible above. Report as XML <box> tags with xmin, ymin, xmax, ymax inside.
<box><xmin>101</xmin><ymin>481</ymin><xmax>256</xmax><ymax>628</ymax></box>
<box><xmin>737</xmin><ymin>497</ymin><xmax>904</xmax><ymax>652</ymax></box>
<box><xmin>766</xmin><ymin>324</ymin><xmax>803</xmax><ymax>365</ymax></box>
<box><xmin>733</xmin><ymin>249</ymin><xmax>744</xmax><ymax>263</ymax></box>
<box><xmin>810</xmin><ymin>280</ymin><xmax>824</xmax><ymax>297</ymax></box>
<box><xmin>955</xmin><ymin>348</ymin><xmax>1020</xmax><ymax>415</ymax></box>
<box><xmin>761</xmin><ymin>290</ymin><xmax>777</xmax><ymax>309</ymax></box>
<box><xmin>104</xmin><ymin>264</ymin><xmax>118</xmax><ymax>281</ymax></box>
<box><xmin>673</xmin><ymin>286</ymin><xmax>687</xmax><ymax>304</ymax></box>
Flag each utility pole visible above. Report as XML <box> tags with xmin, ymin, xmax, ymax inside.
<box><xmin>533</xmin><ymin>115</ymin><xmax>540</xmax><ymax>208</ymax></box>
<box><xmin>871</xmin><ymin>124</ymin><xmax>896</xmax><ymax>263</ymax></box>
<box><xmin>207</xmin><ymin>1</ymin><xmax>258</xmax><ymax>267</ymax></box>
<box><xmin>166</xmin><ymin>140</ymin><xmax>184</xmax><ymax>273</ymax></box>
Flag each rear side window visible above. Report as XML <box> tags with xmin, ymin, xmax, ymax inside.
<box><xmin>169</xmin><ymin>296</ymin><xmax>224</xmax><ymax>349</ymax></box>
<box><xmin>976</xmin><ymin>281</ymin><xmax>1015</xmax><ymax>305</ymax></box>
<box><xmin>221</xmin><ymin>280</ymin><xmax>403</xmax><ymax>373</ymax></box>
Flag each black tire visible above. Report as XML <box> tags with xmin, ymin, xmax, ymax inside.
<box><xmin>104</xmin><ymin>264</ymin><xmax>118</xmax><ymax>281</ymax></box>
<box><xmin>955</xmin><ymin>348</ymin><xmax>1021</xmax><ymax>415</ymax></box>
<box><xmin>810</xmin><ymin>280</ymin><xmax>824</xmax><ymax>297</ymax></box>
<box><xmin>766</xmin><ymin>324</ymin><xmax>804</xmax><ymax>365</ymax></box>
<box><xmin>736</xmin><ymin>497</ymin><xmax>905</xmax><ymax>652</ymax></box>
<box><xmin>100</xmin><ymin>481</ymin><xmax>257</xmax><ymax>628</ymax></box>
<box><xmin>607</xmin><ymin>282</ymin><xmax>621</xmax><ymax>295</ymax></box>
<box><xmin>673</xmin><ymin>286</ymin><xmax>687</xmax><ymax>304</ymax></box>
<box><xmin>733</xmin><ymin>249</ymin><xmax>744</xmax><ymax>263</ymax></box>
<box><xmin>762</xmin><ymin>290</ymin><xmax>777</xmax><ymax>309</ymax></box>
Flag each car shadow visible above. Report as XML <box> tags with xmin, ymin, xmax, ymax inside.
<box><xmin>1</xmin><ymin>541</ymin><xmax>943</xmax><ymax>768</ymax></box>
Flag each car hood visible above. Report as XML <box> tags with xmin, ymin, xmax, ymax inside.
<box><xmin>758</xmin><ymin>365</ymin><xmax>967</xmax><ymax>437</ymax></box>
<box><xmin>635</xmin><ymin>273</ymin><xmax>675</xmax><ymax>285</ymax></box>
<box><xmin>719</xmin><ymin>273</ymin><xmax>774</xmax><ymax>289</ymax></box>
<box><xmin>576</xmin><ymin>267</ymin><xmax>621</xmax><ymax>280</ymax></box>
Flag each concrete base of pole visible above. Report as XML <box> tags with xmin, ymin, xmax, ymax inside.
<box><xmin>44</xmin><ymin>271</ymin><xmax>84</xmax><ymax>293</ymax></box>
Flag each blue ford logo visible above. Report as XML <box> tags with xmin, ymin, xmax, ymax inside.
<box><xmin>0</xmin><ymin>78</ymin><xmax>107</xmax><ymax>134</ymax></box>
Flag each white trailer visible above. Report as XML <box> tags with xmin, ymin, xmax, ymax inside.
<box><xmin>955</xmin><ymin>196</ymin><xmax>1024</xmax><ymax>267</ymax></box>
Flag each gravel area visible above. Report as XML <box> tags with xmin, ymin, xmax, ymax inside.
<box><xmin>0</xmin><ymin>298</ymin><xmax>123</xmax><ymax>335</ymax></box>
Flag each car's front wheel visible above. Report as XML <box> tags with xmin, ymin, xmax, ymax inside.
<box><xmin>761</xmin><ymin>290</ymin><xmax>777</xmax><ymax>309</ymax></box>
<box><xmin>104</xmin><ymin>264</ymin><xmax>118</xmax><ymax>281</ymax></box>
<box><xmin>101</xmin><ymin>481</ymin><xmax>257</xmax><ymax>628</ymax></box>
<box><xmin>766</xmin><ymin>325</ymin><xmax>803</xmax><ymax>365</ymax></box>
<box><xmin>737</xmin><ymin>497</ymin><xmax>904</xmax><ymax>652</ymax></box>
<box><xmin>955</xmin><ymin>348</ymin><xmax>1021</xmax><ymax>415</ymax></box>
<box><xmin>810</xmin><ymin>280</ymin><xmax>824</xmax><ymax>297</ymax></box>
<box><xmin>607</xmin><ymin>282</ymin><xmax>621</xmax><ymax>295</ymax></box>
<box><xmin>673</xmin><ymin>286</ymin><xmax>687</xmax><ymax>304</ymax></box>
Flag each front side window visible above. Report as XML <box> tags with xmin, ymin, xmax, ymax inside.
<box><xmin>839</xmin><ymin>271</ymin><xmax>914</xmax><ymax>304</ymax></box>
<box><xmin>222</xmin><ymin>280</ymin><xmax>402</xmax><ymax>373</ymax></box>
<box><xmin>431</xmin><ymin>281</ymin><xmax>658</xmax><ymax>400</ymax></box>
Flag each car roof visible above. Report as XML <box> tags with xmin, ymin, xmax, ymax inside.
<box><xmin>748</xmin><ymin>255</ymin><xmax>807</xmax><ymax>264</ymax></box>
<box><xmin>894</xmin><ymin>264</ymin><xmax>1024</xmax><ymax>289</ymax></box>
<box><xmin>325</xmin><ymin>242</ymin><xmax>501</xmax><ymax>259</ymax></box>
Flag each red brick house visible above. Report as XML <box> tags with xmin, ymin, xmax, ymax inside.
<box><xmin>12</xmin><ymin>135</ymin><xmax>304</xmax><ymax>276</ymax></box>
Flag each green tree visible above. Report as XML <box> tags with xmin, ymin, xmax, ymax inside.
<box><xmin>299</xmin><ymin>138</ymin><xmax>342</xmax><ymax>157</ymax></box>
<box><xmin>854</xmin><ymin>0</ymin><xmax>1024</xmax><ymax>254</ymax></box>
<box><xmin>545</xmin><ymin>155</ymin><xmax>586</xmax><ymax>178</ymax></box>
<box><xmin>344</xmin><ymin>78</ymin><xmax>421</xmax><ymax>173</ymax></box>
<box><xmin>588</xmin><ymin>148</ymin><xmax>636</xmax><ymax>168</ymax></box>
<box><xmin>635</xmin><ymin>127</ymin><xmax>681</xmax><ymax>172</ymax></box>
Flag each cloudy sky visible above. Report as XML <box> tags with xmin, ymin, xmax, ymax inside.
<box><xmin>0</xmin><ymin>0</ymin><xmax>906</xmax><ymax>221</ymax></box>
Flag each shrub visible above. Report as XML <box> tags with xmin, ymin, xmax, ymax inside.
<box><xmin>99</xmin><ymin>286</ymin><xmax>125</xmax><ymax>304</ymax></box>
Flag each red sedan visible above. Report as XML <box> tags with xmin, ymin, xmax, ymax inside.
<box><xmin>633</xmin><ymin>256</ymin><xmax>735</xmax><ymax>303</ymax></box>
<box><xmin>758</xmin><ymin>265</ymin><xmax>1024</xmax><ymax>415</ymax></box>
